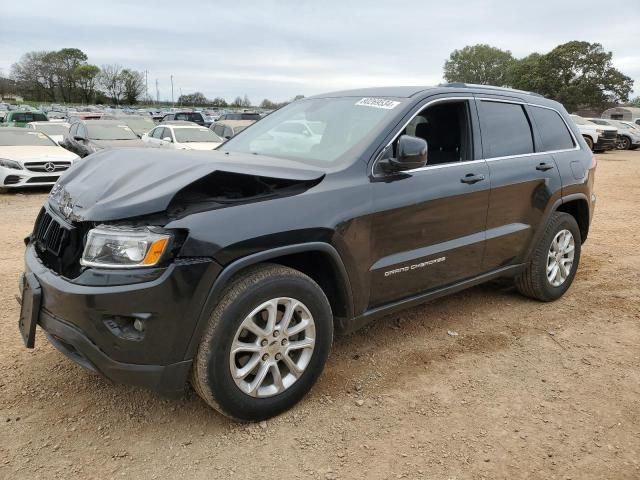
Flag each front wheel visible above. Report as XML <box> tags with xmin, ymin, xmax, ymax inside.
<box><xmin>191</xmin><ymin>264</ymin><xmax>333</xmax><ymax>421</ymax></box>
<box><xmin>583</xmin><ymin>135</ymin><xmax>594</xmax><ymax>151</ymax></box>
<box><xmin>515</xmin><ymin>212</ymin><xmax>582</xmax><ymax>302</ymax></box>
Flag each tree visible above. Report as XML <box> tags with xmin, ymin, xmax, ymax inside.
<box><xmin>10</xmin><ymin>51</ymin><xmax>58</xmax><ymax>101</ymax></box>
<box><xmin>178</xmin><ymin>91</ymin><xmax>208</xmax><ymax>106</ymax></box>
<box><xmin>510</xmin><ymin>41</ymin><xmax>634</xmax><ymax>111</ymax></box>
<box><xmin>74</xmin><ymin>64</ymin><xmax>100</xmax><ymax>103</ymax></box>
<box><xmin>241</xmin><ymin>94</ymin><xmax>252</xmax><ymax>107</ymax></box>
<box><xmin>120</xmin><ymin>69</ymin><xmax>145</xmax><ymax>104</ymax></box>
<box><xmin>99</xmin><ymin>64</ymin><xmax>124</xmax><ymax>104</ymax></box>
<box><xmin>56</xmin><ymin>48</ymin><xmax>88</xmax><ymax>102</ymax></box>
<box><xmin>630</xmin><ymin>97</ymin><xmax>640</xmax><ymax>107</ymax></box>
<box><xmin>211</xmin><ymin>96</ymin><xmax>228</xmax><ymax>108</ymax></box>
<box><xmin>443</xmin><ymin>44</ymin><xmax>515</xmax><ymax>85</ymax></box>
<box><xmin>231</xmin><ymin>96</ymin><xmax>243</xmax><ymax>107</ymax></box>
<box><xmin>260</xmin><ymin>98</ymin><xmax>277</xmax><ymax>109</ymax></box>
<box><xmin>291</xmin><ymin>94</ymin><xmax>305</xmax><ymax>101</ymax></box>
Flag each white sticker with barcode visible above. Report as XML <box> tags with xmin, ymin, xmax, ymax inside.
<box><xmin>355</xmin><ymin>98</ymin><xmax>400</xmax><ymax>109</ymax></box>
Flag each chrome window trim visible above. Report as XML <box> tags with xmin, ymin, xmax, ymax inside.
<box><xmin>371</xmin><ymin>95</ymin><xmax>583</xmax><ymax>177</ymax></box>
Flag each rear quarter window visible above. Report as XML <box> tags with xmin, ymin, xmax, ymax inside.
<box><xmin>530</xmin><ymin>106</ymin><xmax>575</xmax><ymax>151</ymax></box>
<box><xmin>478</xmin><ymin>101</ymin><xmax>534</xmax><ymax>158</ymax></box>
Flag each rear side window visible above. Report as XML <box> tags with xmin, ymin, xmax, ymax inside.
<box><xmin>478</xmin><ymin>101</ymin><xmax>534</xmax><ymax>158</ymax></box>
<box><xmin>530</xmin><ymin>106</ymin><xmax>575</xmax><ymax>151</ymax></box>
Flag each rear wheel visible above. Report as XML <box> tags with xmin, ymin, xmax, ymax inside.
<box><xmin>515</xmin><ymin>212</ymin><xmax>581</xmax><ymax>301</ymax></box>
<box><xmin>192</xmin><ymin>264</ymin><xmax>333</xmax><ymax>421</ymax></box>
<box><xmin>616</xmin><ymin>136</ymin><xmax>631</xmax><ymax>150</ymax></box>
<box><xmin>582</xmin><ymin>135</ymin><xmax>593</xmax><ymax>151</ymax></box>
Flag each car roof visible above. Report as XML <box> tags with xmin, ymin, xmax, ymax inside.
<box><xmin>76</xmin><ymin>119</ymin><xmax>132</xmax><ymax>126</ymax></box>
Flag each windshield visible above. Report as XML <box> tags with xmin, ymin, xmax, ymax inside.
<box><xmin>120</xmin><ymin>116</ymin><xmax>155</xmax><ymax>134</ymax></box>
<box><xmin>87</xmin><ymin>124</ymin><xmax>138</xmax><ymax>140</ymax></box>
<box><xmin>0</xmin><ymin>130</ymin><xmax>57</xmax><ymax>146</ymax></box>
<box><xmin>222</xmin><ymin>97</ymin><xmax>405</xmax><ymax>166</ymax></box>
<box><xmin>33</xmin><ymin>124</ymin><xmax>69</xmax><ymax>135</ymax></box>
<box><xmin>174</xmin><ymin>127</ymin><xmax>223</xmax><ymax>143</ymax></box>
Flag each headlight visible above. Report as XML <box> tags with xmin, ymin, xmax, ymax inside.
<box><xmin>595</xmin><ymin>129</ymin><xmax>605</xmax><ymax>134</ymax></box>
<box><xmin>81</xmin><ymin>225</ymin><xmax>172</xmax><ymax>268</ymax></box>
<box><xmin>0</xmin><ymin>158</ymin><xmax>23</xmax><ymax>170</ymax></box>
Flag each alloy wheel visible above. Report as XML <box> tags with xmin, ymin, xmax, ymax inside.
<box><xmin>547</xmin><ymin>229</ymin><xmax>575</xmax><ymax>287</ymax></box>
<box><xmin>229</xmin><ymin>297</ymin><xmax>316</xmax><ymax>398</ymax></box>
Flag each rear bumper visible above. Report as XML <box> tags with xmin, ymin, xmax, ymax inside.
<box><xmin>23</xmin><ymin>242</ymin><xmax>222</xmax><ymax>396</ymax></box>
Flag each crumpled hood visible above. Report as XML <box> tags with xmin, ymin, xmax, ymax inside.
<box><xmin>51</xmin><ymin>148</ymin><xmax>325</xmax><ymax>221</ymax></box>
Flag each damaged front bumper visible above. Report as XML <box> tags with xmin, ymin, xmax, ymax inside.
<box><xmin>21</xmin><ymin>243</ymin><xmax>222</xmax><ymax>397</ymax></box>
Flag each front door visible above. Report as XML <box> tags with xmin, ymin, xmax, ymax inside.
<box><xmin>368</xmin><ymin>98</ymin><xmax>490</xmax><ymax>308</ymax></box>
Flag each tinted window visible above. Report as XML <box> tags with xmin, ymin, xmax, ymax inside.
<box><xmin>151</xmin><ymin>127</ymin><xmax>163</xmax><ymax>139</ymax></box>
<box><xmin>161</xmin><ymin>128</ymin><xmax>172</xmax><ymax>140</ymax></box>
<box><xmin>190</xmin><ymin>113</ymin><xmax>203</xmax><ymax>122</ymax></box>
<box><xmin>32</xmin><ymin>113</ymin><xmax>48</xmax><ymax>122</ymax></box>
<box><xmin>13</xmin><ymin>113</ymin><xmax>26</xmax><ymax>122</ymax></box>
<box><xmin>530</xmin><ymin>106</ymin><xmax>575</xmax><ymax>151</ymax></box>
<box><xmin>175</xmin><ymin>113</ymin><xmax>190</xmax><ymax>121</ymax></box>
<box><xmin>478</xmin><ymin>101</ymin><xmax>533</xmax><ymax>158</ymax></box>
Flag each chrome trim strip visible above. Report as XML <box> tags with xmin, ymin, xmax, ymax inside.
<box><xmin>406</xmin><ymin>159</ymin><xmax>485</xmax><ymax>173</ymax></box>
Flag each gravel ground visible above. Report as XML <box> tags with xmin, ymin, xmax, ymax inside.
<box><xmin>1</xmin><ymin>150</ymin><xmax>639</xmax><ymax>480</ymax></box>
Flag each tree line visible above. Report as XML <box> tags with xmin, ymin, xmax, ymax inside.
<box><xmin>177</xmin><ymin>92</ymin><xmax>305</xmax><ymax>109</ymax></box>
<box><xmin>443</xmin><ymin>41</ymin><xmax>636</xmax><ymax>111</ymax></box>
<box><xmin>9</xmin><ymin>48</ymin><xmax>146</xmax><ymax>105</ymax></box>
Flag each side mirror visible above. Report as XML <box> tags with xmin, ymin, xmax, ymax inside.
<box><xmin>162</xmin><ymin>137</ymin><xmax>172</xmax><ymax>143</ymax></box>
<box><xmin>73</xmin><ymin>135</ymin><xmax>86</xmax><ymax>142</ymax></box>
<box><xmin>381</xmin><ymin>135</ymin><xmax>428</xmax><ymax>172</ymax></box>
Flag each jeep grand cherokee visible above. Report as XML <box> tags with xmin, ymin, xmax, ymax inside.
<box><xmin>18</xmin><ymin>84</ymin><xmax>596</xmax><ymax>421</ymax></box>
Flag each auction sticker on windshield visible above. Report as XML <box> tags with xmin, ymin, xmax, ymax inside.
<box><xmin>355</xmin><ymin>98</ymin><xmax>401</xmax><ymax>109</ymax></box>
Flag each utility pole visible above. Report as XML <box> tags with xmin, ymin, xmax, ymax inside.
<box><xmin>179</xmin><ymin>88</ymin><xmax>183</xmax><ymax>107</ymax></box>
<box><xmin>170</xmin><ymin>75</ymin><xmax>174</xmax><ymax>106</ymax></box>
<box><xmin>144</xmin><ymin>70</ymin><xmax>149</xmax><ymax>104</ymax></box>
<box><xmin>155</xmin><ymin>79</ymin><xmax>159</xmax><ymax>105</ymax></box>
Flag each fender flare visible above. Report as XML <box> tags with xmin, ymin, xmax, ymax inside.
<box><xmin>183</xmin><ymin>242</ymin><xmax>353</xmax><ymax>359</ymax></box>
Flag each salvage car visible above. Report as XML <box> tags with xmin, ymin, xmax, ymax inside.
<box><xmin>570</xmin><ymin>115</ymin><xmax>617</xmax><ymax>152</ymax></box>
<box><xmin>586</xmin><ymin>118</ymin><xmax>640</xmax><ymax>150</ymax></box>
<box><xmin>142</xmin><ymin>124</ymin><xmax>223</xmax><ymax>150</ymax></box>
<box><xmin>25</xmin><ymin>121</ymin><xmax>70</xmax><ymax>145</ymax></box>
<box><xmin>18</xmin><ymin>84</ymin><xmax>596</xmax><ymax>421</ymax></box>
<box><xmin>2</xmin><ymin>110</ymin><xmax>49</xmax><ymax>127</ymax></box>
<box><xmin>0</xmin><ymin>127</ymin><xmax>78</xmax><ymax>190</ymax></box>
<box><xmin>61</xmin><ymin>119</ymin><xmax>147</xmax><ymax>157</ymax></box>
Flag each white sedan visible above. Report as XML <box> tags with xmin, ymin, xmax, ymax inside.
<box><xmin>142</xmin><ymin>124</ymin><xmax>223</xmax><ymax>150</ymax></box>
<box><xmin>26</xmin><ymin>121</ymin><xmax>71</xmax><ymax>145</ymax></box>
<box><xmin>0</xmin><ymin>128</ymin><xmax>79</xmax><ymax>190</ymax></box>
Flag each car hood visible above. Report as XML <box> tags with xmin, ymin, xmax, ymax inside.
<box><xmin>0</xmin><ymin>146</ymin><xmax>79</xmax><ymax>163</ymax></box>
<box><xmin>92</xmin><ymin>138</ymin><xmax>147</xmax><ymax>148</ymax></box>
<box><xmin>51</xmin><ymin>148</ymin><xmax>325</xmax><ymax>221</ymax></box>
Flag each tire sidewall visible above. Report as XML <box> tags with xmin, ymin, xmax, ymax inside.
<box><xmin>204</xmin><ymin>274</ymin><xmax>333</xmax><ymax>420</ymax></box>
<box><xmin>537</xmin><ymin>215</ymin><xmax>581</xmax><ymax>300</ymax></box>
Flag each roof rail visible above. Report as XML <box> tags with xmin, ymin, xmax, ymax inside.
<box><xmin>440</xmin><ymin>82</ymin><xmax>543</xmax><ymax>97</ymax></box>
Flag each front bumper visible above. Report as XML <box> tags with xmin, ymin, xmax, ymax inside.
<box><xmin>1</xmin><ymin>166</ymin><xmax>61</xmax><ymax>188</ymax></box>
<box><xmin>593</xmin><ymin>137</ymin><xmax>616</xmax><ymax>151</ymax></box>
<box><xmin>23</xmin><ymin>243</ymin><xmax>221</xmax><ymax>396</ymax></box>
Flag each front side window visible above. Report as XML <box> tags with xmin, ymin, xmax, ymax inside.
<box><xmin>478</xmin><ymin>101</ymin><xmax>534</xmax><ymax>158</ymax></box>
<box><xmin>151</xmin><ymin>127</ymin><xmax>163</xmax><ymax>139</ymax></box>
<box><xmin>222</xmin><ymin>96</ymin><xmax>406</xmax><ymax>167</ymax></box>
<box><xmin>530</xmin><ymin>106</ymin><xmax>575</xmax><ymax>151</ymax></box>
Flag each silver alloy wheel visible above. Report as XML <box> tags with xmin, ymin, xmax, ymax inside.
<box><xmin>229</xmin><ymin>297</ymin><xmax>316</xmax><ymax>398</ymax></box>
<box><xmin>547</xmin><ymin>229</ymin><xmax>575</xmax><ymax>287</ymax></box>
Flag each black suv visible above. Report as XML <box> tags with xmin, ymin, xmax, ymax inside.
<box><xmin>18</xmin><ymin>84</ymin><xmax>596</xmax><ymax>421</ymax></box>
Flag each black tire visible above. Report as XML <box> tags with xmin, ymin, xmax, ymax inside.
<box><xmin>616</xmin><ymin>136</ymin><xmax>631</xmax><ymax>150</ymax></box>
<box><xmin>191</xmin><ymin>263</ymin><xmax>333</xmax><ymax>421</ymax></box>
<box><xmin>582</xmin><ymin>135</ymin><xmax>593</xmax><ymax>151</ymax></box>
<box><xmin>515</xmin><ymin>212</ymin><xmax>581</xmax><ymax>302</ymax></box>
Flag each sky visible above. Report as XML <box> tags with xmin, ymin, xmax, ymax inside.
<box><xmin>1</xmin><ymin>0</ymin><xmax>638</xmax><ymax>103</ymax></box>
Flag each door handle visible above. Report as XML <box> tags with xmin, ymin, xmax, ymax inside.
<box><xmin>460</xmin><ymin>173</ymin><xmax>485</xmax><ymax>184</ymax></box>
<box><xmin>536</xmin><ymin>162</ymin><xmax>555</xmax><ymax>171</ymax></box>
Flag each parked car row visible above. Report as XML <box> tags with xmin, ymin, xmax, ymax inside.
<box><xmin>570</xmin><ymin>114</ymin><xmax>640</xmax><ymax>152</ymax></box>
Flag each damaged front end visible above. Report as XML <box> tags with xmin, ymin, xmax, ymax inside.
<box><xmin>32</xmin><ymin>148</ymin><xmax>323</xmax><ymax>279</ymax></box>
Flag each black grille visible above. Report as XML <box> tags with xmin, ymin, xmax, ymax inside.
<box><xmin>24</xmin><ymin>161</ymin><xmax>71</xmax><ymax>173</ymax></box>
<box><xmin>26</xmin><ymin>176</ymin><xmax>59</xmax><ymax>184</ymax></box>
<box><xmin>33</xmin><ymin>208</ymin><xmax>69</xmax><ymax>256</ymax></box>
<box><xmin>602</xmin><ymin>130</ymin><xmax>617</xmax><ymax>139</ymax></box>
<box><xmin>4</xmin><ymin>175</ymin><xmax>21</xmax><ymax>185</ymax></box>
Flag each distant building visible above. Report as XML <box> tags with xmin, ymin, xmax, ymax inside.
<box><xmin>601</xmin><ymin>106</ymin><xmax>640</xmax><ymax>120</ymax></box>
<box><xmin>1</xmin><ymin>95</ymin><xmax>24</xmax><ymax>103</ymax></box>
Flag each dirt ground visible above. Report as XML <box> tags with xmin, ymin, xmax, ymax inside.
<box><xmin>1</xmin><ymin>150</ymin><xmax>639</xmax><ymax>480</ymax></box>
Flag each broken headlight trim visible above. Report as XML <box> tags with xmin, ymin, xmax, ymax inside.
<box><xmin>80</xmin><ymin>225</ymin><xmax>172</xmax><ymax>269</ymax></box>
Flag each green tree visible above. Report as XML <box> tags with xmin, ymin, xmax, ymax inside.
<box><xmin>10</xmin><ymin>51</ymin><xmax>58</xmax><ymax>101</ymax></box>
<box><xmin>211</xmin><ymin>96</ymin><xmax>228</xmax><ymax>108</ymax></box>
<box><xmin>74</xmin><ymin>64</ymin><xmax>100</xmax><ymax>103</ymax></box>
<box><xmin>510</xmin><ymin>41</ymin><xmax>634</xmax><ymax>111</ymax></box>
<box><xmin>443</xmin><ymin>44</ymin><xmax>515</xmax><ymax>85</ymax></box>
<box><xmin>120</xmin><ymin>69</ymin><xmax>145</xmax><ymax>104</ymax></box>
<box><xmin>629</xmin><ymin>96</ymin><xmax>640</xmax><ymax>107</ymax></box>
<box><xmin>56</xmin><ymin>48</ymin><xmax>88</xmax><ymax>102</ymax></box>
<box><xmin>260</xmin><ymin>98</ymin><xmax>276</xmax><ymax>109</ymax></box>
<box><xmin>178</xmin><ymin>91</ymin><xmax>208</xmax><ymax>106</ymax></box>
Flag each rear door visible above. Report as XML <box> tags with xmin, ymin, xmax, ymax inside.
<box><xmin>368</xmin><ymin>97</ymin><xmax>490</xmax><ymax>307</ymax></box>
<box><xmin>476</xmin><ymin>97</ymin><xmax>563</xmax><ymax>271</ymax></box>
